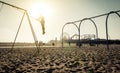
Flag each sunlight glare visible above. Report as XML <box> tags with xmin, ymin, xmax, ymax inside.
<box><xmin>29</xmin><ymin>3</ymin><xmax>52</xmax><ymax>19</ymax></box>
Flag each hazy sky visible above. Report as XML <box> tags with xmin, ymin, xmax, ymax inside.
<box><xmin>0</xmin><ymin>0</ymin><xmax>120</xmax><ymax>43</ymax></box>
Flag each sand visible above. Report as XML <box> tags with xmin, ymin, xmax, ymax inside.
<box><xmin>0</xmin><ymin>45</ymin><xmax>120</xmax><ymax>73</ymax></box>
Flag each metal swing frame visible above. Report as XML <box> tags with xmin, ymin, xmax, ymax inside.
<box><xmin>0</xmin><ymin>1</ymin><xmax>40</xmax><ymax>53</ymax></box>
<box><xmin>62</xmin><ymin>10</ymin><xmax>120</xmax><ymax>49</ymax></box>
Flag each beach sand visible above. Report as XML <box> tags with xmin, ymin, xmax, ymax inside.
<box><xmin>0</xmin><ymin>45</ymin><xmax>120</xmax><ymax>73</ymax></box>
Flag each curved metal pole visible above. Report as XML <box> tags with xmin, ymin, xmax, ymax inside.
<box><xmin>106</xmin><ymin>11</ymin><xmax>120</xmax><ymax>50</ymax></box>
<box><xmin>89</xmin><ymin>18</ymin><xmax>98</xmax><ymax>46</ymax></box>
<box><xmin>62</xmin><ymin>22</ymin><xmax>79</xmax><ymax>48</ymax></box>
<box><xmin>79</xmin><ymin>18</ymin><xmax>98</xmax><ymax>46</ymax></box>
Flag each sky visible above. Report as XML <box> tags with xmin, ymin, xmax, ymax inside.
<box><xmin>0</xmin><ymin>0</ymin><xmax>120</xmax><ymax>43</ymax></box>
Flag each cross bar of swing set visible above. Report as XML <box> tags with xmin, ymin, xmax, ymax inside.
<box><xmin>0</xmin><ymin>1</ymin><xmax>26</xmax><ymax>11</ymax></box>
<box><xmin>67</xmin><ymin>10</ymin><xmax>120</xmax><ymax>24</ymax></box>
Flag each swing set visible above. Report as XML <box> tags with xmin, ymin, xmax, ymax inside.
<box><xmin>0</xmin><ymin>1</ymin><xmax>45</xmax><ymax>53</ymax></box>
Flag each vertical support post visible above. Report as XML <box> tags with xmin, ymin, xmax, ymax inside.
<box><xmin>106</xmin><ymin>14</ymin><xmax>109</xmax><ymax>50</ymax></box>
<box><xmin>62</xmin><ymin>28</ymin><xmax>63</xmax><ymax>48</ymax></box>
<box><xmin>11</xmin><ymin>12</ymin><xmax>25</xmax><ymax>52</ymax></box>
<box><xmin>78</xmin><ymin>26</ymin><xmax>80</xmax><ymax>48</ymax></box>
<box><xmin>79</xmin><ymin>21</ymin><xmax>83</xmax><ymax>48</ymax></box>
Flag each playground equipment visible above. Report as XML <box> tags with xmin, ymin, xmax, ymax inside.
<box><xmin>62</xmin><ymin>10</ymin><xmax>120</xmax><ymax>49</ymax></box>
<box><xmin>0</xmin><ymin>1</ymin><xmax>45</xmax><ymax>53</ymax></box>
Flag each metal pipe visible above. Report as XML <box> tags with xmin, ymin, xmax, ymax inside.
<box><xmin>62</xmin><ymin>23</ymin><xmax>79</xmax><ymax>48</ymax></box>
<box><xmin>25</xmin><ymin>11</ymin><xmax>40</xmax><ymax>54</ymax></box>
<box><xmin>10</xmin><ymin>12</ymin><xmax>25</xmax><ymax>52</ymax></box>
<box><xmin>79</xmin><ymin>18</ymin><xmax>98</xmax><ymax>46</ymax></box>
<box><xmin>105</xmin><ymin>11</ymin><xmax>120</xmax><ymax>50</ymax></box>
<box><xmin>0</xmin><ymin>1</ymin><xmax>26</xmax><ymax>11</ymax></box>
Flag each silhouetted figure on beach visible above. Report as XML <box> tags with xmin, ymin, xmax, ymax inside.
<box><xmin>69</xmin><ymin>42</ymin><xmax>71</xmax><ymax>46</ymax></box>
<box><xmin>39</xmin><ymin>15</ymin><xmax>45</xmax><ymax>34</ymax></box>
<box><xmin>52</xmin><ymin>43</ymin><xmax>55</xmax><ymax>46</ymax></box>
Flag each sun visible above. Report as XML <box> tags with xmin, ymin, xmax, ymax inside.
<box><xmin>28</xmin><ymin>3</ymin><xmax>52</xmax><ymax>19</ymax></box>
